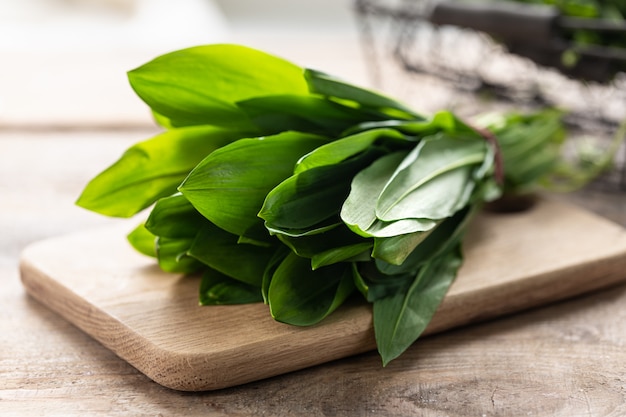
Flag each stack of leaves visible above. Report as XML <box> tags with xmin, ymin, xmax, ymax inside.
<box><xmin>76</xmin><ymin>44</ymin><xmax>574</xmax><ymax>365</ymax></box>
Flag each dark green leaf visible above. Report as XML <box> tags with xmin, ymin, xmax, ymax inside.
<box><xmin>180</xmin><ymin>131</ymin><xmax>329</xmax><ymax>237</ymax></box>
<box><xmin>76</xmin><ymin>125</ymin><xmax>245</xmax><ymax>217</ymax></box>
<box><xmin>374</xmin><ymin>244</ymin><xmax>463</xmax><ymax>366</ymax></box>
<box><xmin>236</xmin><ymin>94</ymin><xmax>376</xmax><ymax>136</ymax></box>
<box><xmin>188</xmin><ymin>222</ymin><xmax>277</xmax><ymax>287</ymax></box>
<box><xmin>260</xmin><ymin>147</ymin><xmax>382</xmax><ymax>231</ymax></box>
<box><xmin>304</xmin><ymin>69</ymin><xmax>421</xmax><ymax>119</ymax></box>
<box><xmin>268</xmin><ymin>253</ymin><xmax>355</xmax><ymax>326</ymax></box>
<box><xmin>199</xmin><ymin>268</ymin><xmax>263</xmax><ymax>305</ymax></box>
<box><xmin>145</xmin><ymin>194</ymin><xmax>206</xmax><ymax>238</ymax></box>
<box><xmin>155</xmin><ymin>236</ymin><xmax>202</xmax><ymax>273</ymax></box>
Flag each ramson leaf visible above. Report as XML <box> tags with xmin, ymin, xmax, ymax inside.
<box><xmin>179</xmin><ymin>131</ymin><xmax>329</xmax><ymax>237</ymax></box>
<box><xmin>127</xmin><ymin>44</ymin><xmax>309</xmax><ymax>129</ymax></box>
<box><xmin>76</xmin><ymin>125</ymin><xmax>245</xmax><ymax>217</ymax></box>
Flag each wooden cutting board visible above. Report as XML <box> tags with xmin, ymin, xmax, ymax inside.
<box><xmin>19</xmin><ymin>197</ymin><xmax>626</xmax><ymax>392</ymax></box>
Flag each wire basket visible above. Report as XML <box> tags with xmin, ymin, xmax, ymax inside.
<box><xmin>354</xmin><ymin>0</ymin><xmax>626</xmax><ymax>191</ymax></box>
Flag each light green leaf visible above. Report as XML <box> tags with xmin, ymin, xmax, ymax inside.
<box><xmin>180</xmin><ymin>131</ymin><xmax>329</xmax><ymax>237</ymax></box>
<box><xmin>128</xmin><ymin>44</ymin><xmax>309</xmax><ymax>128</ymax></box>
<box><xmin>376</xmin><ymin>135</ymin><xmax>487</xmax><ymax>221</ymax></box>
<box><xmin>126</xmin><ymin>223</ymin><xmax>156</xmax><ymax>257</ymax></box>
<box><xmin>76</xmin><ymin>125</ymin><xmax>245</xmax><ymax>217</ymax></box>
<box><xmin>340</xmin><ymin>151</ymin><xmax>408</xmax><ymax>236</ymax></box>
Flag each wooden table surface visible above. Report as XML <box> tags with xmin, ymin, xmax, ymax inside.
<box><xmin>3</xmin><ymin>34</ymin><xmax>626</xmax><ymax>417</ymax></box>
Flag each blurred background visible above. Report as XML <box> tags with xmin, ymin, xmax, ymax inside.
<box><xmin>0</xmin><ymin>0</ymin><xmax>366</xmax><ymax>128</ymax></box>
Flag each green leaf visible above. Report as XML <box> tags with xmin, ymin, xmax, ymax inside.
<box><xmin>259</xmin><ymin>148</ymin><xmax>382</xmax><ymax>231</ymax></box>
<box><xmin>127</xmin><ymin>44</ymin><xmax>309</xmax><ymax>129</ymax></box>
<box><xmin>340</xmin><ymin>151</ymin><xmax>408</xmax><ymax>236</ymax></box>
<box><xmin>236</xmin><ymin>94</ymin><xmax>376</xmax><ymax>136</ymax></box>
<box><xmin>155</xmin><ymin>236</ymin><xmax>202</xmax><ymax>273</ymax></box>
<box><xmin>304</xmin><ymin>69</ymin><xmax>421</xmax><ymax>119</ymax></box>
<box><xmin>374</xmin><ymin>244</ymin><xmax>463</xmax><ymax>366</ymax></box>
<box><xmin>199</xmin><ymin>268</ymin><xmax>263</xmax><ymax>305</ymax></box>
<box><xmin>294</xmin><ymin>128</ymin><xmax>407</xmax><ymax>174</ymax></box>
<box><xmin>145</xmin><ymin>194</ymin><xmax>206</xmax><ymax>238</ymax></box>
<box><xmin>268</xmin><ymin>253</ymin><xmax>355</xmax><ymax>326</ymax></box>
<box><xmin>76</xmin><ymin>125</ymin><xmax>245</xmax><ymax>217</ymax></box>
<box><xmin>376</xmin><ymin>134</ymin><xmax>487</xmax><ymax>221</ymax></box>
<box><xmin>126</xmin><ymin>223</ymin><xmax>156</xmax><ymax>257</ymax></box>
<box><xmin>180</xmin><ymin>131</ymin><xmax>329</xmax><ymax>237</ymax></box>
<box><xmin>188</xmin><ymin>223</ymin><xmax>277</xmax><ymax>287</ymax></box>
<box><xmin>311</xmin><ymin>243</ymin><xmax>373</xmax><ymax>269</ymax></box>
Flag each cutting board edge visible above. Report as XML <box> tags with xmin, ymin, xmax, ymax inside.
<box><xmin>19</xmin><ymin>251</ymin><xmax>379</xmax><ymax>391</ymax></box>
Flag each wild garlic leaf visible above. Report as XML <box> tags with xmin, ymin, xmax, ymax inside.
<box><xmin>179</xmin><ymin>131</ymin><xmax>329</xmax><ymax>237</ymax></box>
<box><xmin>340</xmin><ymin>151</ymin><xmax>408</xmax><ymax>236</ymax></box>
<box><xmin>310</xmin><ymin>243</ymin><xmax>373</xmax><ymax>270</ymax></box>
<box><xmin>188</xmin><ymin>222</ymin><xmax>277</xmax><ymax>287</ymax></box>
<box><xmin>294</xmin><ymin>128</ymin><xmax>408</xmax><ymax>174</ymax></box>
<box><xmin>259</xmin><ymin>148</ymin><xmax>382</xmax><ymax>232</ymax></box>
<box><xmin>145</xmin><ymin>194</ymin><xmax>206</xmax><ymax>238</ymax></box>
<box><xmin>304</xmin><ymin>69</ymin><xmax>421</xmax><ymax>120</ymax></box>
<box><xmin>375</xmin><ymin>206</ymin><xmax>472</xmax><ymax>273</ymax></box>
<box><xmin>276</xmin><ymin>223</ymin><xmax>372</xmax><ymax>268</ymax></box>
<box><xmin>268</xmin><ymin>253</ymin><xmax>355</xmax><ymax>326</ymax></box>
<box><xmin>76</xmin><ymin>125</ymin><xmax>246</xmax><ymax>217</ymax></box>
<box><xmin>199</xmin><ymin>268</ymin><xmax>263</xmax><ymax>305</ymax></box>
<box><xmin>376</xmin><ymin>134</ymin><xmax>487</xmax><ymax>221</ymax></box>
<box><xmin>127</xmin><ymin>44</ymin><xmax>309</xmax><ymax>129</ymax></box>
<box><xmin>236</xmin><ymin>94</ymin><xmax>375</xmax><ymax>136</ymax></box>
<box><xmin>126</xmin><ymin>223</ymin><xmax>157</xmax><ymax>257</ymax></box>
<box><xmin>374</xmin><ymin>243</ymin><xmax>463</xmax><ymax>366</ymax></box>
<box><xmin>155</xmin><ymin>235</ymin><xmax>203</xmax><ymax>274</ymax></box>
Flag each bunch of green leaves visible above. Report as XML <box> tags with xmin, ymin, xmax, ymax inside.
<box><xmin>77</xmin><ymin>44</ymin><xmax>572</xmax><ymax>365</ymax></box>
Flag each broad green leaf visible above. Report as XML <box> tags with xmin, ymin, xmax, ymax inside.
<box><xmin>371</xmin><ymin>227</ymin><xmax>435</xmax><ymax>266</ymax></box>
<box><xmin>374</xmin><ymin>244</ymin><xmax>463</xmax><ymax>366</ymax></box>
<box><xmin>340</xmin><ymin>151</ymin><xmax>408</xmax><ymax>236</ymax></box>
<box><xmin>155</xmin><ymin>236</ymin><xmax>202</xmax><ymax>273</ymax></box>
<box><xmin>311</xmin><ymin>243</ymin><xmax>373</xmax><ymax>269</ymax></box>
<box><xmin>145</xmin><ymin>194</ymin><xmax>206</xmax><ymax>238</ymax></box>
<box><xmin>76</xmin><ymin>125</ymin><xmax>245</xmax><ymax>217</ymax></box>
<box><xmin>199</xmin><ymin>268</ymin><xmax>263</xmax><ymax>305</ymax></box>
<box><xmin>294</xmin><ymin>128</ymin><xmax>407</xmax><ymax>174</ymax></box>
<box><xmin>304</xmin><ymin>69</ymin><xmax>421</xmax><ymax>119</ymax></box>
<box><xmin>127</xmin><ymin>223</ymin><xmax>156</xmax><ymax>257</ymax></box>
<box><xmin>363</xmin><ymin>217</ymin><xmax>437</xmax><ymax>238</ymax></box>
<box><xmin>260</xmin><ymin>148</ymin><xmax>382</xmax><ymax>231</ymax></box>
<box><xmin>265</xmin><ymin>220</ymin><xmax>340</xmax><ymax>238</ymax></box>
<box><xmin>268</xmin><ymin>253</ymin><xmax>355</xmax><ymax>326</ymax></box>
<box><xmin>261</xmin><ymin>245</ymin><xmax>290</xmax><ymax>304</ymax></box>
<box><xmin>236</xmin><ymin>94</ymin><xmax>376</xmax><ymax>136</ymax></box>
<box><xmin>128</xmin><ymin>44</ymin><xmax>309</xmax><ymax>128</ymax></box>
<box><xmin>376</xmin><ymin>135</ymin><xmax>487</xmax><ymax>221</ymax></box>
<box><xmin>375</xmin><ymin>206</ymin><xmax>472</xmax><ymax>271</ymax></box>
<box><xmin>180</xmin><ymin>131</ymin><xmax>329</xmax><ymax>237</ymax></box>
<box><xmin>188</xmin><ymin>223</ymin><xmax>277</xmax><ymax>287</ymax></box>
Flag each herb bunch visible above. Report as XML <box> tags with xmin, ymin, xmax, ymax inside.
<box><xmin>77</xmin><ymin>44</ymin><xmax>577</xmax><ymax>365</ymax></box>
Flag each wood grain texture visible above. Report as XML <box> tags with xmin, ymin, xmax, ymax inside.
<box><xmin>19</xmin><ymin>197</ymin><xmax>626</xmax><ymax>391</ymax></box>
<box><xmin>3</xmin><ymin>131</ymin><xmax>626</xmax><ymax>416</ymax></box>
